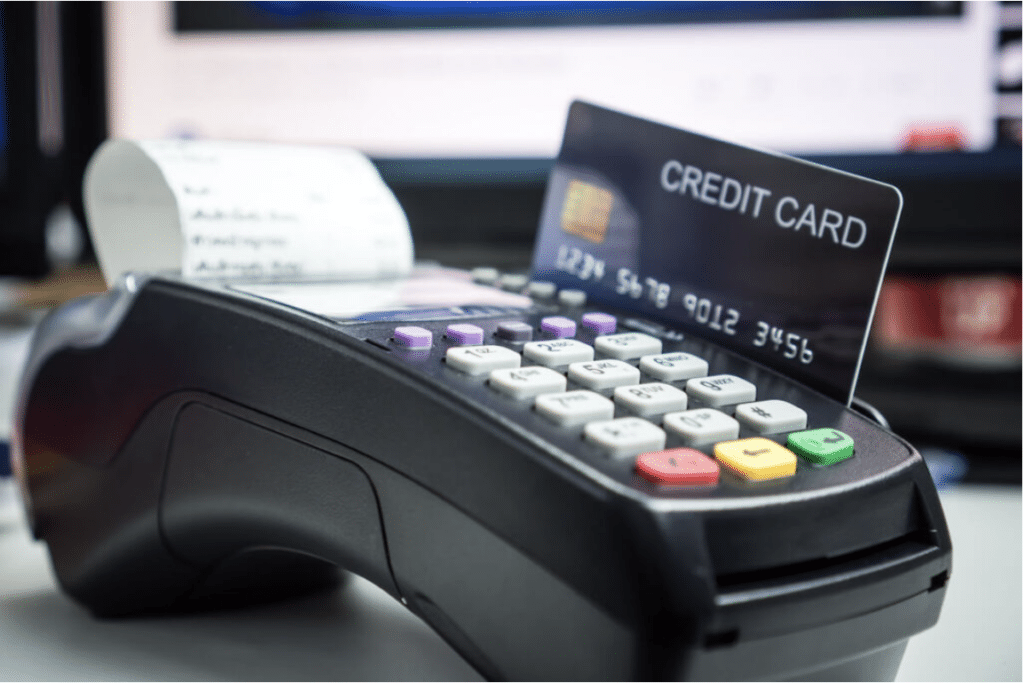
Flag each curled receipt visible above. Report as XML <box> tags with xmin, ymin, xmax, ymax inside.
<box><xmin>84</xmin><ymin>139</ymin><xmax>413</xmax><ymax>286</ymax></box>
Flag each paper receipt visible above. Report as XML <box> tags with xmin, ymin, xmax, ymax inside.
<box><xmin>84</xmin><ymin>139</ymin><xmax>413</xmax><ymax>286</ymax></box>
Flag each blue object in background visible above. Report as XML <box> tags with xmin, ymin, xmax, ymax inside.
<box><xmin>920</xmin><ymin>447</ymin><xmax>969</xmax><ymax>488</ymax></box>
<box><xmin>0</xmin><ymin>441</ymin><xmax>10</xmax><ymax>477</ymax></box>
<box><xmin>175</xmin><ymin>1</ymin><xmax>960</xmax><ymax>32</ymax></box>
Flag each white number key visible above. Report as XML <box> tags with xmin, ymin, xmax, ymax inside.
<box><xmin>568</xmin><ymin>359</ymin><xmax>641</xmax><ymax>391</ymax></box>
<box><xmin>489</xmin><ymin>366</ymin><xmax>567</xmax><ymax>400</ymax></box>
<box><xmin>523</xmin><ymin>339</ymin><xmax>595</xmax><ymax>368</ymax></box>
<box><xmin>446</xmin><ymin>345</ymin><xmax>521</xmax><ymax>376</ymax></box>
<box><xmin>639</xmin><ymin>352</ymin><xmax>709</xmax><ymax>382</ymax></box>
<box><xmin>594</xmin><ymin>332</ymin><xmax>662</xmax><ymax>360</ymax></box>
<box><xmin>535</xmin><ymin>390</ymin><xmax>615</xmax><ymax>427</ymax></box>
<box><xmin>613</xmin><ymin>383</ymin><xmax>688</xmax><ymax>418</ymax></box>
<box><xmin>663</xmin><ymin>409</ymin><xmax>739</xmax><ymax>446</ymax></box>
<box><xmin>584</xmin><ymin>417</ymin><xmax>666</xmax><ymax>457</ymax></box>
<box><xmin>685</xmin><ymin>374</ymin><xmax>756</xmax><ymax>407</ymax></box>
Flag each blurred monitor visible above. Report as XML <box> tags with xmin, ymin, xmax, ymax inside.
<box><xmin>3</xmin><ymin>1</ymin><xmax>1019</xmax><ymax>276</ymax></box>
<box><xmin>0</xmin><ymin>2</ymin><xmax>104</xmax><ymax>278</ymax></box>
<box><xmin>1</xmin><ymin>2</ymin><xmax>1020</xmax><ymax>276</ymax></box>
<box><xmin>100</xmin><ymin>1</ymin><xmax>1020</xmax><ymax>269</ymax></box>
<box><xmin>0</xmin><ymin>3</ymin><xmax>56</xmax><ymax>277</ymax></box>
<box><xmin>111</xmin><ymin>2</ymin><xmax>999</xmax><ymax>156</ymax></box>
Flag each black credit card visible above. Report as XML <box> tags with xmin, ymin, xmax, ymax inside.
<box><xmin>531</xmin><ymin>101</ymin><xmax>902</xmax><ymax>404</ymax></box>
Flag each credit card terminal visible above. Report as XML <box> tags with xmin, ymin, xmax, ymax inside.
<box><xmin>13</xmin><ymin>103</ymin><xmax>951</xmax><ymax>681</ymax></box>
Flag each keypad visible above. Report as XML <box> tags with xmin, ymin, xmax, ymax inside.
<box><xmin>384</xmin><ymin>304</ymin><xmax>857</xmax><ymax>495</ymax></box>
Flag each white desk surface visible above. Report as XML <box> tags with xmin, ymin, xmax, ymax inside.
<box><xmin>1</xmin><ymin>480</ymin><xmax>1020</xmax><ymax>682</ymax></box>
<box><xmin>0</xmin><ymin>317</ymin><xmax>1020</xmax><ymax>681</ymax></box>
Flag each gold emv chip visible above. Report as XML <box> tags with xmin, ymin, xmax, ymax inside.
<box><xmin>561</xmin><ymin>180</ymin><xmax>613</xmax><ymax>244</ymax></box>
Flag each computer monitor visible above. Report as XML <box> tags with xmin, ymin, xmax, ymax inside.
<box><xmin>111</xmin><ymin>2</ymin><xmax>1003</xmax><ymax>155</ymax></box>
<box><xmin>99</xmin><ymin>1</ymin><xmax>1019</xmax><ymax>269</ymax></box>
<box><xmin>0</xmin><ymin>3</ymin><xmax>53</xmax><ymax>277</ymax></box>
<box><xmin>0</xmin><ymin>2</ymin><xmax>105</xmax><ymax>279</ymax></box>
<box><xmin>4</xmin><ymin>2</ymin><xmax>1020</xmax><ymax>275</ymax></box>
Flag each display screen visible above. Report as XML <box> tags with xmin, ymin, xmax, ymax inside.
<box><xmin>531</xmin><ymin>102</ymin><xmax>903</xmax><ymax>404</ymax></box>
<box><xmin>233</xmin><ymin>265</ymin><xmax>530</xmax><ymax>320</ymax></box>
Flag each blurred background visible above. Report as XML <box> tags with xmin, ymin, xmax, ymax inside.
<box><xmin>0</xmin><ymin>0</ymin><xmax>1018</xmax><ymax>482</ymax></box>
<box><xmin>0</xmin><ymin>2</ymin><xmax>1019</xmax><ymax>680</ymax></box>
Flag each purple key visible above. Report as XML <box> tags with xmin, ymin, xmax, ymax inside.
<box><xmin>393</xmin><ymin>326</ymin><xmax>432</xmax><ymax>349</ymax></box>
<box><xmin>495</xmin><ymin>321</ymin><xmax>533</xmax><ymax>342</ymax></box>
<box><xmin>582</xmin><ymin>312</ymin><xmax>617</xmax><ymax>335</ymax></box>
<box><xmin>541</xmin><ymin>316</ymin><xmax>576</xmax><ymax>338</ymax></box>
<box><xmin>446</xmin><ymin>323</ymin><xmax>485</xmax><ymax>345</ymax></box>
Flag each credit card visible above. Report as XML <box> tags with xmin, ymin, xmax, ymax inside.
<box><xmin>531</xmin><ymin>101</ymin><xmax>902</xmax><ymax>404</ymax></box>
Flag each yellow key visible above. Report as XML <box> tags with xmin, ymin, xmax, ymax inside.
<box><xmin>714</xmin><ymin>437</ymin><xmax>797</xmax><ymax>481</ymax></box>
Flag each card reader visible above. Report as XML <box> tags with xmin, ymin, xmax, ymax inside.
<box><xmin>12</xmin><ymin>102</ymin><xmax>950</xmax><ymax>681</ymax></box>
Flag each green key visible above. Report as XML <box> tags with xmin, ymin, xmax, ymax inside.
<box><xmin>787</xmin><ymin>428</ymin><xmax>854</xmax><ymax>466</ymax></box>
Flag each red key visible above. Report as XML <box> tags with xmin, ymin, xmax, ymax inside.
<box><xmin>636</xmin><ymin>448</ymin><xmax>719</xmax><ymax>486</ymax></box>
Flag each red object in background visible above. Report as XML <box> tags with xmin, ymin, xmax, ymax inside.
<box><xmin>899</xmin><ymin>124</ymin><xmax>967</xmax><ymax>152</ymax></box>
<box><xmin>873</xmin><ymin>274</ymin><xmax>1022</xmax><ymax>366</ymax></box>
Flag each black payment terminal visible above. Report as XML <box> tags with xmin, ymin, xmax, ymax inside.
<box><xmin>13</xmin><ymin>102</ymin><xmax>950</xmax><ymax>681</ymax></box>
